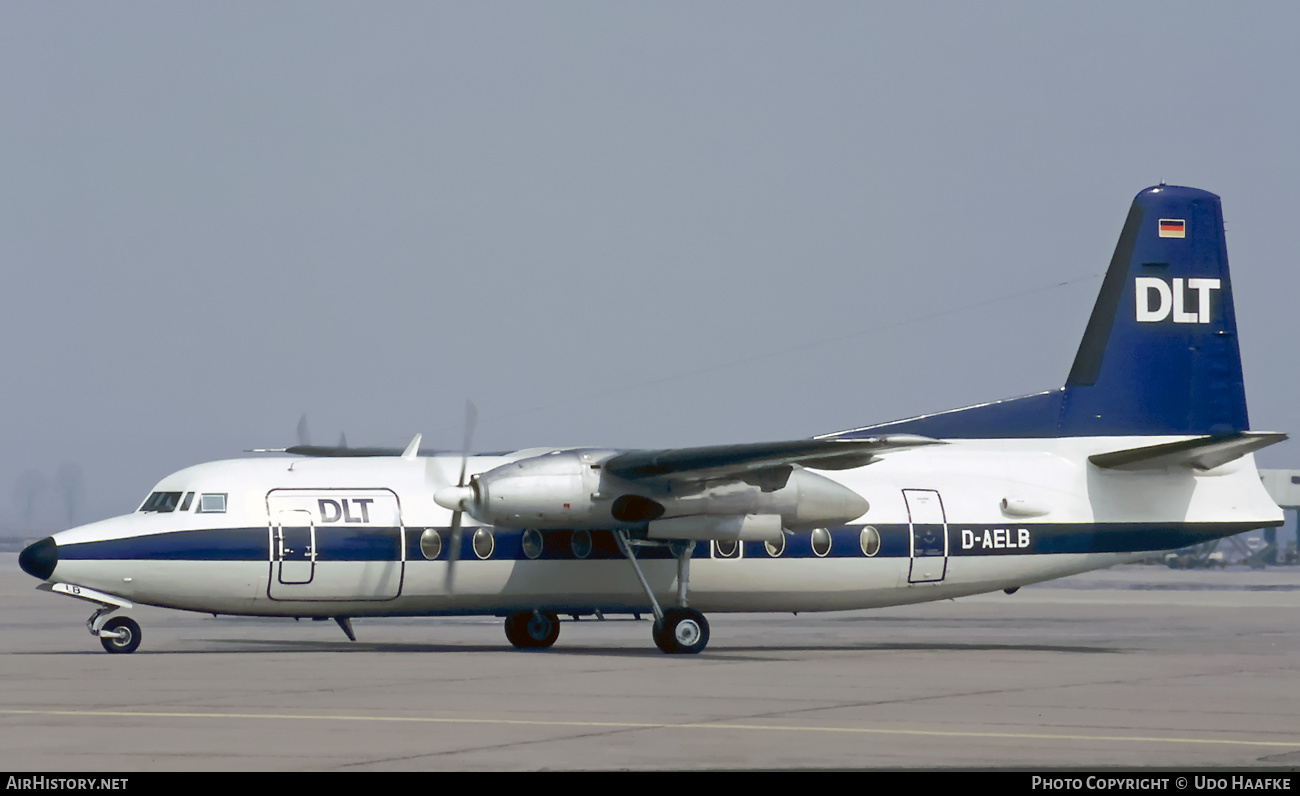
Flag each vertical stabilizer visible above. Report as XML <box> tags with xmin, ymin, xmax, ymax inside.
<box><xmin>828</xmin><ymin>185</ymin><xmax>1250</xmax><ymax>440</ymax></box>
<box><xmin>1059</xmin><ymin>185</ymin><xmax>1247</xmax><ymax>435</ymax></box>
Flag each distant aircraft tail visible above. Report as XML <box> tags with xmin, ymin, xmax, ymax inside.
<box><xmin>833</xmin><ymin>185</ymin><xmax>1252</xmax><ymax>439</ymax></box>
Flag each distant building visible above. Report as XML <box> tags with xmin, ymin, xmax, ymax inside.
<box><xmin>1258</xmin><ymin>470</ymin><xmax>1300</xmax><ymax>565</ymax></box>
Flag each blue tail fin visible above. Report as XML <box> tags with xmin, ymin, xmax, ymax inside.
<box><xmin>833</xmin><ymin>185</ymin><xmax>1248</xmax><ymax>439</ymax></box>
<box><xmin>1058</xmin><ymin>184</ymin><xmax>1246</xmax><ymax>435</ymax></box>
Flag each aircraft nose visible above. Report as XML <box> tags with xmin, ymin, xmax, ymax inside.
<box><xmin>18</xmin><ymin>536</ymin><xmax>58</xmax><ymax>580</ymax></box>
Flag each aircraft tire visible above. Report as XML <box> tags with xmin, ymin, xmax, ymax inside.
<box><xmin>654</xmin><ymin>608</ymin><xmax>709</xmax><ymax>655</ymax></box>
<box><xmin>99</xmin><ymin>617</ymin><xmax>142</xmax><ymax>654</ymax></box>
<box><xmin>504</xmin><ymin>610</ymin><xmax>560</xmax><ymax>649</ymax></box>
<box><xmin>652</xmin><ymin>620</ymin><xmax>674</xmax><ymax>653</ymax></box>
<box><xmin>504</xmin><ymin>612</ymin><xmax>530</xmax><ymax>647</ymax></box>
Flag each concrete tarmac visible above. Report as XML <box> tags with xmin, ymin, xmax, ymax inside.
<box><xmin>2</xmin><ymin>552</ymin><xmax>1299</xmax><ymax>771</ymax></box>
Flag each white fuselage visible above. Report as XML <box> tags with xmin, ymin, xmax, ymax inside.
<box><xmin>39</xmin><ymin>437</ymin><xmax>1282</xmax><ymax>619</ymax></box>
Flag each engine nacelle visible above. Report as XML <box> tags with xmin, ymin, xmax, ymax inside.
<box><xmin>663</xmin><ymin>469</ymin><xmax>869</xmax><ymax>530</ymax></box>
<box><xmin>460</xmin><ymin>448</ymin><xmax>869</xmax><ymax>533</ymax></box>
<box><xmin>468</xmin><ymin>448</ymin><xmax>615</xmax><ymax>528</ymax></box>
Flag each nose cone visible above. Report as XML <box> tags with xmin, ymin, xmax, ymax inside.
<box><xmin>18</xmin><ymin>536</ymin><xmax>58</xmax><ymax>580</ymax></box>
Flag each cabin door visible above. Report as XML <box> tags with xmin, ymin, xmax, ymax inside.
<box><xmin>904</xmin><ymin>489</ymin><xmax>948</xmax><ymax>584</ymax></box>
<box><xmin>266</xmin><ymin>489</ymin><xmax>405</xmax><ymax>601</ymax></box>
<box><xmin>274</xmin><ymin>510</ymin><xmax>316</xmax><ymax>585</ymax></box>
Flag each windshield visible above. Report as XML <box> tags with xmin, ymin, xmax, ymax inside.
<box><xmin>139</xmin><ymin>492</ymin><xmax>183</xmax><ymax>512</ymax></box>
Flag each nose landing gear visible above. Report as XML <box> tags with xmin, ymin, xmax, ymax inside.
<box><xmin>99</xmin><ymin>616</ymin><xmax>142</xmax><ymax>654</ymax></box>
<box><xmin>37</xmin><ymin>582</ymin><xmax>143</xmax><ymax>654</ymax></box>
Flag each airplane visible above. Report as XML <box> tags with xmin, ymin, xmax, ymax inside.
<box><xmin>18</xmin><ymin>184</ymin><xmax>1286</xmax><ymax>655</ymax></box>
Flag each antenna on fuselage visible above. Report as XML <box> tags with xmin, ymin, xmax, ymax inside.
<box><xmin>401</xmin><ymin>434</ymin><xmax>423</xmax><ymax>460</ymax></box>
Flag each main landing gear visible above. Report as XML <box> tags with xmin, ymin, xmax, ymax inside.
<box><xmin>617</xmin><ymin>531</ymin><xmax>711</xmax><ymax>655</ymax></box>
<box><xmin>652</xmin><ymin>607</ymin><xmax>709</xmax><ymax>655</ymax></box>
<box><xmin>502</xmin><ymin>534</ymin><xmax>711</xmax><ymax>655</ymax></box>
<box><xmin>504</xmin><ymin>610</ymin><xmax>561</xmax><ymax>649</ymax></box>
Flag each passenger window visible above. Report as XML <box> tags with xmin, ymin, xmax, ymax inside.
<box><xmin>713</xmin><ymin>539</ymin><xmax>741</xmax><ymax>559</ymax></box>
<box><xmin>198</xmin><ymin>493</ymin><xmax>227</xmax><ymax>513</ymax></box>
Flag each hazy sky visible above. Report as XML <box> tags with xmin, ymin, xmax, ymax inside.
<box><xmin>3</xmin><ymin>3</ymin><xmax>1299</xmax><ymax>528</ymax></box>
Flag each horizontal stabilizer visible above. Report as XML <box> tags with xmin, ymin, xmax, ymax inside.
<box><xmin>604</xmin><ymin>435</ymin><xmax>942</xmax><ymax>481</ymax></box>
<box><xmin>1088</xmin><ymin>431</ymin><xmax>1287</xmax><ymax>471</ymax></box>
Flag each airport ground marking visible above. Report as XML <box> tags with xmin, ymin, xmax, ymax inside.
<box><xmin>2</xmin><ymin>708</ymin><xmax>1298</xmax><ymax>749</ymax></box>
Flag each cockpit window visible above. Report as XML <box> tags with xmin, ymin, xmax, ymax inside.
<box><xmin>179</xmin><ymin>492</ymin><xmax>194</xmax><ymax>512</ymax></box>
<box><xmin>139</xmin><ymin>492</ymin><xmax>183</xmax><ymax>513</ymax></box>
<box><xmin>198</xmin><ymin>493</ymin><xmax>227</xmax><ymax>513</ymax></box>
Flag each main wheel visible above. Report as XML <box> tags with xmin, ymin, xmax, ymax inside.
<box><xmin>504</xmin><ymin>610</ymin><xmax>560</xmax><ymax>649</ymax></box>
<box><xmin>99</xmin><ymin>616</ymin><xmax>142</xmax><ymax>654</ymax></box>
<box><xmin>652</xmin><ymin>620</ymin><xmax>677</xmax><ymax>653</ymax></box>
<box><xmin>653</xmin><ymin>608</ymin><xmax>709</xmax><ymax>655</ymax></box>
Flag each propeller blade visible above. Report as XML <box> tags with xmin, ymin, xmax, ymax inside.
<box><xmin>445</xmin><ymin>400</ymin><xmax>477</xmax><ymax>593</ymax></box>
<box><xmin>458</xmin><ymin>400</ymin><xmax>477</xmax><ymax>488</ymax></box>
<box><xmin>444</xmin><ymin>510</ymin><xmax>462</xmax><ymax>592</ymax></box>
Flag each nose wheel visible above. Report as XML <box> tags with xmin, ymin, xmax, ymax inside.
<box><xmin>99</xmin><ymin>616</ymin><xmax>142</xmax><ymax>654</ymax></box>
<box><xmin>653</xmin><ymin>608</ymin><xmax>709</xmax><ymax>654</ymax></box>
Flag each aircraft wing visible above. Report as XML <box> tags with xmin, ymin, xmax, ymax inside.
<box><xmin>280</xmin><ymin>445</ymin><xmax>415</xmax><ymax>457</ymax></box>
<box><xmin>249</xmin><ymin>444</ymin><xmax>446</xmax><ymax>457</ymax></box>
<box><xmin>603</xmin><ymin>435</ymin><xmax>942</xmax><ymax>482</ymax></box>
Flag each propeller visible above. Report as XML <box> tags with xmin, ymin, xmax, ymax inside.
<box><xmin>291</xmin><ymin>414</ymin><xmax>349</xmax><ymax>453</ymax></box>
<box><xmin>434</xmin><ymin>401</ymin><xmax>478</xmax><ymax>592</ymax></box>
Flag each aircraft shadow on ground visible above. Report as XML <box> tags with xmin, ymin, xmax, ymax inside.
<box><xmin>12</xmin><ymin>639</ymin><xmax>1126</xmax><ymax>657</ymax></box>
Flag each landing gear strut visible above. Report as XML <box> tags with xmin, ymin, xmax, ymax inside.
<box><xmin>504</xmin><ymin>610</ymin><xmax>561</xmax><ymax>649</ymax></box>
<box><xmin>38</xmin><ymin>583</ymin><xmax>142</xmax><ymax>654</ymax></box>
<box><xmin>615</xmin><ymin>531</ymin><xmax>711</xmax><ymax>654</ymax></box>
